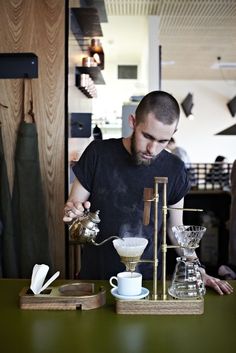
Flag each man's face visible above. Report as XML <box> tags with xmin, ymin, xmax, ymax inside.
<box><xmin>130</xmin><ymin>113</ymin><xmax>177</xmax><ymax>166</ymax></box>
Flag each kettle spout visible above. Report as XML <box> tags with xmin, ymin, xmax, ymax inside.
<box><xmin>91</xmin><ymin>236</ymin><xmax>121</xmax><ymax>246</ymax></box>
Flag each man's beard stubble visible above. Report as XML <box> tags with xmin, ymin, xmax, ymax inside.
<box><xmin>130</xmin><ymin>132</ymin><xmax>156</xmax><ymax>166</ymax></box>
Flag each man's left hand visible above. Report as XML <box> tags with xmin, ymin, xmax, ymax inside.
<box><xmin>202</xmin><ymin>272</ymin><xmax>234</xmax><ymax>295</ymax></box>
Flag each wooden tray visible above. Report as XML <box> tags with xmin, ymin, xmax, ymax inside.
<box><xmin>116</xmin><ymin>296</ymin><xmax>204</xmax><ymax>315</ymax></box>
<box><xmin>19</xmin><ymin>282</ymin><xmax>106</xmax><ymax>310</ymax></box>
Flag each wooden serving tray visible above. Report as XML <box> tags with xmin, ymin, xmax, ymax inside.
<box><xmin>116</xmin><ymin>296</ymin><xmax>204</xmax><ymax>315</ymax></box>
<box><xmin>19</xmin><ymin>282</ymin><xmax>106</xmax><ymax>310</ymax></box>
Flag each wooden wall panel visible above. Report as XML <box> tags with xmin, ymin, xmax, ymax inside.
<box><xmin>0</xmin><ymin>0</ymin><xmax>66</xmax><ymax>277</ymax></box>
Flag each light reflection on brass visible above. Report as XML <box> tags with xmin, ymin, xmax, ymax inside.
<box><xmin>120</xmin><ymin>256</ymin><xmax>141</xmax><ymax>272</ymax></box>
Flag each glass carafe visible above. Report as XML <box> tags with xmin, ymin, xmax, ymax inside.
<box><xmin>168</xmin><ymin>257</ymin><xmax>206</xmax><ymax>299</ymax></box>
<box><xmin>168</xmin><ymin>225</ymin><xmax>206</xmax><ymax>299</ymax></box>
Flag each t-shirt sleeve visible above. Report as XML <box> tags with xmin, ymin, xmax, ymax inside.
<box><xmin>168</xmin><ymin>164</ymin><xmax>191</xmax><ymax>205</ymax></box>
<box><xmin>72</xmin><ymin>141</ymin><xmax>97</xmax><ymax>192</ymax></box>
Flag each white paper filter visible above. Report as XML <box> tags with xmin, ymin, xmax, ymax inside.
<box><xmin>113</xmin><ymin>237</ymin><xmax>148</xmax><ymax>257</ymax></box>
<box><xmin>30</xmin><ymin>264</ymin><xmax>60</xmax><ymax>295</ymax></box>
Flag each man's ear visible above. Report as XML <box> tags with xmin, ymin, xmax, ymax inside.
<box><xmin>128</xmin><ymin>114</ymin><xmax>136</xmax><ymax>129</ymax></box>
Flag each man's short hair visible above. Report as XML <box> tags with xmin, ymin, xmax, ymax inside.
<box><xmin>135</xmin><ymin>91</ymin><xmax>180</xmax><ymax>125</ymax></box>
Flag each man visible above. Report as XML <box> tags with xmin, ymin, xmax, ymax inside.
<box><xmin>64</xmin><ymin>91</ymin><xmax>232</xmax><ymax>295</ymax></box>
<box><xmin>229</xmin><ymin>159</ymin><xmax>236</xmax><ymax>266</ymax></box>
<box><xmin>166</xmin><ymin>137</ymin><xmax>191</xmax><ymax>166</ymax></box>
<box><xmin>218</xmin><ymin>159</ymin><xmax>236</xmax><ymax>279</ymax></box>
<box><xmin>167</xmin><ymin>137</ymin><xmax>197</xmax><ymax>187</ymax></box>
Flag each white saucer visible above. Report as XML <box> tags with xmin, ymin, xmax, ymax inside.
<box><xmin>111</xmin><ymin>287</ymin><xmax>149</xmax><ymax>300</ymax></box>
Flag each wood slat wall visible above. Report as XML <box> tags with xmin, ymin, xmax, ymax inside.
<box><xmin>0</xmin><ymin>0</ymin><xmax>66</xmax><ymax>277</ymax></box>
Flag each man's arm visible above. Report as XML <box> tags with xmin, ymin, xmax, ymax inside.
<box><xmin>167</xmin><ymin>198</ymin><xmax>184</xmax><ymax>250</ymax></box>
<box><xmin>63</xmin><ymin>178</ymin><xmax>91</xmax><ymax>222</ymax></box>
<box><xmin>167</xmin><ymin>198</ymin><xmax>197</xmax><ymax>257</ymax></box>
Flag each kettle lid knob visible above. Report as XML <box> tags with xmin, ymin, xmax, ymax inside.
<box><xmin>88</xmin><ymin>210</ymin><xmax>100</xmax><ymax>224</ymax></box>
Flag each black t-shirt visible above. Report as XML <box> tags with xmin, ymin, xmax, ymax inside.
<box><xmin>72</xmin><ymin>138</ymin><xmax>190</xmax><ymax>279</ymax></box>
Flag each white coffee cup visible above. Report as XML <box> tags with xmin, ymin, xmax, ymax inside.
<box><xmin>109</xmin><ymin>271</ymin><xmax>142</xmax><ymax>296</ymax></box>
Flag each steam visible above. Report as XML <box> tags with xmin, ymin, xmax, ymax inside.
<box><xmin>119</xmin><ymin>220</ymin><xmax>143</xmax><ymax>239</ymax></box>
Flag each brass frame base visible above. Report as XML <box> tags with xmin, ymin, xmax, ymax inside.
<box><xmin>116</xmin><ymin>296</ymin><xmax>204</xmax><ymax>315</ymax></box>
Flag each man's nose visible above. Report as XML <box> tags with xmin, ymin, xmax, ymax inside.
<box><xmin>147</xmin><ymin>141</ymin><xmax>158</xmax><ymax>155</ymax></box>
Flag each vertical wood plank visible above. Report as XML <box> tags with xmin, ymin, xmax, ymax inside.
<box><xmin>0</xmin><ymin>0</ymin><xmax>66</xmax><ymax>276</ymax></box>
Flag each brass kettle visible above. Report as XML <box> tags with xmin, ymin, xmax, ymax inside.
<box><xmin>69</xmin><ymin>209</ymin><xmax>119</xmax><ymax>246</ymax></box>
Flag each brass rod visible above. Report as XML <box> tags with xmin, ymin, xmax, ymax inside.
<box><xmin>166</xmin><ymin>245</ymin><xmax>180</xmax><ymax>249</ymax></box>
<box><xmin>167</xmin><ymin>207</ymin><xmax>203</xmax><ymax>212</ymax></box>
<box><xmin>162</xmin><ymin>185</ymin><xmax>168</xmax><ymax>300</ymax></box>
<box><xmin>166</xmin><ymin>244</ymin><xmax>199</xmax><ymax>250</ymax></box>
<box><xmin>145</xmin><ymin>204</ymin><xmax>202</xmax><ymax>212</ymax></box>
<box><xmin>153</xmin><ymin>177</ymin><xmax>159</xmax><ymax>300</ymax></box>
<box><xmin>139</xmin><ymin>259</ymin><xmax>155</xmax><ymax>264</ymax></box>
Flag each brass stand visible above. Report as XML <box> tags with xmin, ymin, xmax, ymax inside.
<box><xmin>116</xmin><ymin>177</ymin><xmax>204</xmax><ymax>315</ymax></box>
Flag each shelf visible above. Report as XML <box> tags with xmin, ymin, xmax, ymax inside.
<box><xmin>80</xmin><ymin>0</ymin><xmax>108</xmax><ymax>23</ymax></box>
<box><xmin>71</xmin><ymin>8</ymin><xmax>103</xmax><ymax>38</ymax></box>
<box><xmin>75</xmin><ymin>66</ymin><xmax>105</xmax><ymax>85</ymax></box>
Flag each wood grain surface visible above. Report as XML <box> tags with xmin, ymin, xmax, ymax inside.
<box><xmin>19</xmin><ymin>283</ymin><xmax>106</xmax><ymax>310</ymax></box>
<box><xmin>0</xmin><ymin>0</ymin><xmax>66</xmax><ymax>276</ymax></box>
<box><xmin>116</xmin><ymin>297</ymin><xmax>204</xmax><ymax>315</ymax></box>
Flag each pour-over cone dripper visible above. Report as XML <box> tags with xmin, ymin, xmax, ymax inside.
<box><xmin>113</xmin><ymin>237</ymin><xmax>148</xmax><ymax>271</ymax></box>
<box><xmin>172</xmin><ymin>225</ymin><xmax>206</xmax><ymax>257</ymax></box>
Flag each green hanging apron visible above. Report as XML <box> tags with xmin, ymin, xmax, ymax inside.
<box><xmin>12</xmin><ymin>79</ymin><xmax>52</xmax><ymax>278</ymax></box>
<box><xmin>0</xmin><ymin>123</ymin><xmax>18</xmax><ymax>277</ymax></box>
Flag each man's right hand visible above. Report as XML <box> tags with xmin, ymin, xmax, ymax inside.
<box><xmin>63</xmin><ymin>200</ymin><xmax>91</xmax><ymax>223</ymax></box>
